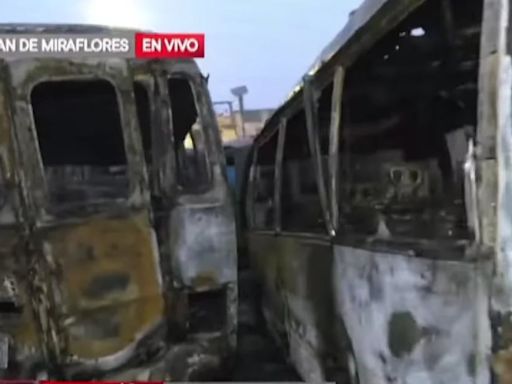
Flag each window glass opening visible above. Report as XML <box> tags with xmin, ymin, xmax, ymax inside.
<box><xmin>167</xmin><ymin>77</ymin><xmax>210</xmax><ymax>192</ymax></box>
<box><xmin>31</xmin><ymin>79</ymin><xmax>129</xmax><ymax>207</ymax></box>
<box><xmin>252</xmin><ymin>131</ymin><xmax>277</xmax><ymax>229</ymax></box>
<box><xmin>339</xmin><ymin>0</ymin><xmax>483</xmax><ymax>241</ymax></box>
<box><xmin>281</xmin><ymin>110</ymin><xmax>325</xmax><ymax>233</ymax></box>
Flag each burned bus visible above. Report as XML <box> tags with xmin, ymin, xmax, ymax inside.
<box><xmin>0</xmin><ymin>24</ymin><xmax>237</xmax><ymax>380</ymax></box>
<box><xmin>244</xmin><ymin>0</ymin><xmax>511</xmax><ymax>382</ymax></box>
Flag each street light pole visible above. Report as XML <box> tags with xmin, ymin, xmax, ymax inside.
<box><xmin>231</xmin><ymin>85</ymin><xmax>248</xmax><ymax>137</ymax></box>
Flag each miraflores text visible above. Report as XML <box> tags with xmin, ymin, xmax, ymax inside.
<box><xmin>0</xmin><ymin>33</ymin><xmax>205</xmax><ymax>58</ymax></box>
<box><xmin>0</xmin><ymin>37</ymin><xmax>129</xmax><ymax>53</ymax></box>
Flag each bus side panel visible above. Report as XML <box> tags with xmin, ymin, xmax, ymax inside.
<box><xmin>248</xmin><ymin>233</ymin><xmax>285</xmax><ymax>342</ymax></box>
<box><xmin>333</xmin><ymin>245</ymin><xmax>492</xmax><ymax>384</ymax></box>
<box><xmin>249</xmin><ymin>233</ymin><xmax>334</xmax><ymax>382</ymax></box>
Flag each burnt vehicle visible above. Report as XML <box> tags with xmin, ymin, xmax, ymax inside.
<box><xmin>0</xmin><ymin>24</ymin><xmax>237</xmax><ymax>381</ymax></box>
<box><xmin>244</xmin><ymin>0</ymin><xmax>512</xmax><ymax>382</ymax></box>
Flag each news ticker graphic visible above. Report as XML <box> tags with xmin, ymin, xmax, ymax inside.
<box><xmin>0</xmin><ymin>33</ymin><xmax>205</xmax><ymax>58</ymax></box>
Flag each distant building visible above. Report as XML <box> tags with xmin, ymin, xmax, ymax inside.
<box><xmin>214</xmin><ymin>101</ymin><xmax>273</xmax><ymax>142</ymax></box>
<box><xmin>234</xmin><ymin>109</ymin><xmax>274</xmax><ymax>137</ymax></box>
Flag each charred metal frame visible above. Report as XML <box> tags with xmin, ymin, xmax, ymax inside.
<box><xmin>303</xmin><ymin>76</ymin><xmax>333</xmax><ymax>236</ymax></box>
<box><xmin>0</xmin><ymin>25</ymin><xmax>238</xmax><ymax>381</ymax></box>
<box><xmin>9</xmin><ymin>59</ymin><xmax>149</xmax><ymax>218</ymax></box>
<box><xmin>482</xmin><ymin>0</ymin><xmax>512</xmax><ymax>380</ymax></box>
<box><xmin>250</xmin><ymin>0</ymin><xmax>427</xmax><ymax>239</ymax></box>
<box><xmin>328</xmin><ymin>66</ymin><xmax>345</xmax><ymax>234</ymax></box>
<box><xmin>132</xmin><ymin>58</ymin><xmax>238</xmax><ymax>346</ymax></box>
<box><xmin>274</xmin><ymin>118</ymin><xmax>286</xmax><ymax>233</ymax></box>
<box><xmin>246</xmin><ymin>0</ymin><xmax>512</xmax><ymax>382</ymax></box>
<box><xmin>245</xmin><ymin>124</ymin><xmax>279</xmax><ymax>235</ymax></box>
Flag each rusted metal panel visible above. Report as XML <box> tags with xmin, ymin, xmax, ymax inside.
<box><xmin>474</xmin><ymin>0</ymin><xmax>502</xmax><ymax>255</ymax></box>
<box><xmin>280</xmin><ymin>240</ymin><xmax>333</xmax><ymax>382</ymax></box>
<box><xmin>41</xmin><ymin>212</ymin><xmax>164</xmax><ymax>361</ymax></box>
<box><xmin>247</xmin><ymin>233</ymin><xmax>286</xmax><ymax>341</ymax></box>
<box><xmin>328</xmin><ymin>66</ymin><xmax>345</xmax><ymax>233</ymax></box>
<box><xmin>248</xmin><ymin>233</ymin><xmax>339</xmax><ymax>382</ymax></box>
<box><xmin>132</xmin><ymin>59</ymin><xmax>237</xmax><ymax>292</ymax></box>
<box><xmin>479</xmin><ymin>0</ymin><xmax>512</xmax><ymax>382</ymax></box>
<box><xmin>156</xmin><ymin>61</ymin><xmax>237</xmax><ymax>290</ymax></box>
<box><xmin>333</xmin><ymin>246</ymin><xmax>492</xmax><ymax>384</ymax></box>
<box><xmin>0</xmin><ymin>242</ymin><xmax>43</xmax><ymax>374</ymax></box>
<box><xmin>249</xmin><ymin>232</ymin><xmax>495</xmax><ymax>383</ymax></box>
<box><xmin>170</xmin><ymin>196</ymin><xmax>237</xmax><ymax>288</ymax></box>
<box><xmin>0</xmin><ymin>62</ymin><xmax>43</xmax><ymax>374</ymax></box>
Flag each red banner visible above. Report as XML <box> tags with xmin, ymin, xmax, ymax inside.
<box><xmin>135</xmin><ymin>33</ymin><xmax>205</xmax><ymax>59</ymax></box>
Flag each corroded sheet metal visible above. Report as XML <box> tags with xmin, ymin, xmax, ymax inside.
<box><xmin>41</xmin><ymin>211</ymin><xmax>164</xmax><ymax>361</ymax></box>
<box><xmin>248</xmin><ymin>233</ymin><xmax>334</xmax><ymax>382</ymax></box>
<box><xmin>0</xmin><ymin>62</ymin><xmax>42</xmax><ymax>371</ymax></box>
<box><xmin>248</xmin><ymin>233</ymin><xmax>285</xmax><ymax>337</ymax></box>
<box><xmin>333</xmin><ymin>246</ymin><xmax>492</xmax><ymax>384</ymax></box>
<box><xmin>0</xmin><ymin>236</ymin><xmax>42</xmax><ymax>371</ymax></box>
<box><xmin>282</xmin><ymin>244</ymin><xmax>333</xmax><ymax>383</ymax></box>
<box><xmin>170</xmin><ymin>198</ymin><xmax>237</xmax><ymax>289</ymax></box>
<box><xmin>134</xmin><ymin>59</ymin><xmax>237</xmax><ymax>292</ymax></box>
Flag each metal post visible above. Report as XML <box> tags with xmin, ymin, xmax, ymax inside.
<box><xmin>231</xmin><ymin>85</ymin><xmax>248</xmax><ymax>138</ymax></box>
<box><xmin>237</xmin><ymin>95</ymin><xmax>246</xmax><ymax>137</ymax></box>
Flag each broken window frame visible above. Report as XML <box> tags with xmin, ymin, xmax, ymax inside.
<box><xmin>275</xmin><ymin>87</ymin><xmax>333</xmax><ymax>237</ymax></box>
<box><xmin>133</xmin><ymin>77</ymin><xmax>155</xmax><ymax>167</ymax></box>
<box><xmin>248</xmin><ymin>84</ymin><xmax>336</xmax><ymax>236</ymax></box>
<box><xmin>250</xmin><ymin>0</ymin><xmax>487</xmax><ymax>247</ymax></box>
<box><xmin>320</xmin><ymin>0</ymin><xmax>484</xmax><ymax>252</ymax></box>
<box><xmin>247</xmin><ymin>126</ymin><xmax>280</xmax><ymax>232</ymax></box>
<box><xmin>302</xmin><ymin>76</ymin><xmax>334</xmax><ymax>236</ymax></box>
<box><xmin>133</xmin><ymin>73</ymin><xmax>174</xmax><ymax>199</ymax></box>
<box><xmin>327</xmin><ymin>66</ymin><xmax>346</xmax><ymax>235</ymax></box>
<box><xmin>8</xmin><ymin>58</ymin><xmax>150</xmax><ymax>218</ymax></box>
<box><xmin>166</xmin><ymin>72</ymin><xmax>213</xmax><ymax>195</ymax></box>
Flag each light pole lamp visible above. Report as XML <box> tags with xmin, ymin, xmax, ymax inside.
<box><xmin>231</xmin><ymin>85</ymin><xmax>248</xmax><ymax>137</ymax></box>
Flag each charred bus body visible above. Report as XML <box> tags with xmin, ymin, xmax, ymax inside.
<box><xmin>244</xmin><ymin>0</ymin><xmax>511</xmax><ymax>382</ymax></box>
<box><xmin>224</xmin><ymin>137</ymin><xmax>253</xmax><ymax>266</ymax></box>
<box><xmin>0</xmin><ymin>24</ymin><xmax>237</xmax><ymax>380</ymax></box>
